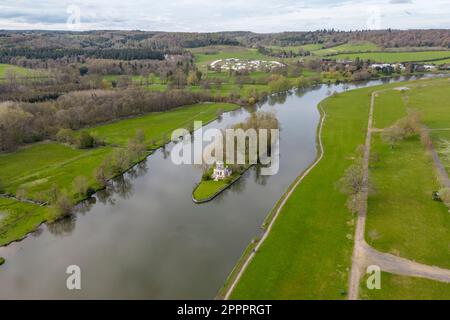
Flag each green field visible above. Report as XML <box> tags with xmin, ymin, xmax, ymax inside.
<box><xmin>313</xmin><ymin>41</ymin><xmax>381</xmax><ymax>56</ymax></box>
<box><xmin>229</xmin><ymin>78</ymin><xmax>450</xmax><ymax>299</ymax></box>
<box><xmin>89</xmin><ymin>102</ymin><xmax>238</xmax><ymax>146</ymax></box>
<box><xmin>268</xmin><ymin>44</ymin><xmax>324</xmax><ymax>53</ymax></box>
<box><xmin>0</xmin><ymin>197</ymin><xmax>50</xmax><ymax>247</ymax></box>
<box><xmin>0</xmin><ymin>64</ymin><xmax>33</xmax><ymax>79</ymax></box>
<box><xmin>0</xmin><ymin>143</ymin><xmax>113</xmax><ymax>202</ymax></box>
<box><xmin>359</xmin><ymin>272</ymin><xmax>450</xmax><ymax>300</ymax></box>
<box><xmin>0</xmin><ymin>102</ymin><xmax>239</xmax><ymax>245</ymax></box>
<box><xmin>330</xmin><ymin>51</ymin><xmax>450</xmax><ymax>63</ymax></box>
<box><xmin>230</xmin><ymin>86</ymin><xmax>381</xmax><ymax>299</ymax></box>
<box><xmin>366</xmin><ymin>133</ymin><xmax>450</xmax><ymax>269</ymax></box>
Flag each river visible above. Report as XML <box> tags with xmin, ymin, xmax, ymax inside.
<box><xmin>0</xmin><ymin>76</ymin><xmax>426</xmax><ymax>299</ymax></box>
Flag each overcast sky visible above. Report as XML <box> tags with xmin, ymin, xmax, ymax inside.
<box><xmin>0</xmin><ymin>0</ymin><xmax>449</xmax><ymax>32</ymax></box>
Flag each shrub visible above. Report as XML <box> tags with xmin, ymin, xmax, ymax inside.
<box><xmin>77</xmin><ymin>131</ymin><xmax>95</xmax><ymax>149</ymax></box>
<box><xmin>0</xmin><ymin>257</ymin><xmax>5</xmax><ymax>266</ymax></box>
<box><xmin>56</xmin><ymin>128</ymin><xmax>75</xmax><ymax>144</ymax></box>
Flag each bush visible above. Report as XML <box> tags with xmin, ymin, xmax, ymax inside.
<box><xmin>77</xmin><ymin>131</ymin><xmax>95</xmax><ymax>149</ymax></box>
<box><xmin>56</xmin><ymin>128</ymin><xmax>75</xmax><ymax>144</ymax></box>
<box><xmin>93</xmin><ymin>166</ymin><xmax>108</xmax><ymax>187</ymax></box>
<box><xmin>0</xmin><ymin>257</ymin><xmax>5</xmax><ymax>266</ymax></box>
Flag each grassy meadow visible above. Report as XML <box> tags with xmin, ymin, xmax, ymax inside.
<box><xmin>359</xmin><ymin>272</ymin><xmax>450</xmax><ymax>300</ymax></box>
<box><xmin>313</xmin><ymin>41</ymin><xmax>381</xmax><ymax>56</ymax></box>
<box><xmin>0</xmin><ymin>64</ymin><xmax>32</xmax><ymax>78</ymax></box>
<box><xmin>0</xmin><ymin>197</ymin><xmax>50</xmax><ymax>247</ymax></box>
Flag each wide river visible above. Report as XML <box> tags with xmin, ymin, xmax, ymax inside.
<box><xmin>0</xmin><ymin>76</ymin><xmax>423</xmax><ymax>299</ymax></box>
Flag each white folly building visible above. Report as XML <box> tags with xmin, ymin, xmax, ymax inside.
<box><xmin>212</xmin><ymin>161</ymin><xmax>232</xmax><ymax>181</ymax></box>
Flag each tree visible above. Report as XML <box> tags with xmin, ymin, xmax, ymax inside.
<box><xmin>73</xmin><ymin>176</ymin><xmax>89</xmax><ymax>197</ymax></box>
<box><xmin>94</xmin><ymin>166</ymin><xmax>108</xmax><ymax>187</ymax></box>
<box><xmin>54</xmin><ymin>191</ymin><xmax>73</xmax><ymax>216</ymax></box>
<box><xmin>56</xmin><ymin>128</ymin><xmax>75</xmax><ymax>144</ymax></box>
<box><xmin>381</xmin><ymin>125</ymin><xmax>404</xmax><ymax>148</ymax></box>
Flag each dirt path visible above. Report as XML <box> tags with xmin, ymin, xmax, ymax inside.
<box><xmin>347</xmin><ymin>91</ymin><xmax>377</xmax><ymax>300</ymax></box>
<box><xmin>223</xmin><ymin>104</ymin><xmax>327</xmax><ymax>300</ymax></box>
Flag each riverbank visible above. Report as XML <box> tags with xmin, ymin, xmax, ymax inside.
<box><xmin>0</xmin><ymin>102</ymin><xmax>240</xmax><ymax>248</ymax></box>
<box><xmin>225</xmin><ymin>78</ymin><xmax>441</xmax><ymax>299</ymax></box>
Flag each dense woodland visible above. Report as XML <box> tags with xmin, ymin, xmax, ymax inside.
<box><xmin>1</xmin><ymin>29</ymin><xmax>449</xmax><ymax>51</ymax></box>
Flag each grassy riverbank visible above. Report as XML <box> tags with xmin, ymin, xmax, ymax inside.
<box><xmin>229</xmin><ymin>85</ymin><xmax>378</xmax><ymax>299</ymax></box>
<box><xmin>228</xmin><ymin>77</ymin><xmax>450</xmax><ymax>299</ymax></box>
<box><xmin>0</xmin><ymin>197</ymin><xmax>50</xmax><ymax>247</ymax></box>
<box><xmin>0</xmin><ymin>102</ymin><xmax>239</xmax><ymax>247</ymax></box>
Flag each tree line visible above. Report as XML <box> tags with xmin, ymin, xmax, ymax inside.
<box><xmin>0</xmin><ymin>88</ymin><xmax>223</xmax><ymax>152</ymax></box>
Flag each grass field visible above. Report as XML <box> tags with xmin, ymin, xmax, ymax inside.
<box><xmin>366</xmin><ymin>133</ymin><xmax>450</xmax><ymax>269</ymax></box>
<box><xmin>89</xmin><ymin>102</ymin><xmax>238</xmax><ymax>146</ymax></box>
<box><xmin>359</xmin><ymin>272</ymin><xmax>450</xmax><ymax>300</ymax></box>
<box><xmin>0</xmin><ymin>102</ymin><xmax>239</xmax><ymax>246</ymax></box>
<box><xmin>0</xmin><ymin>143</ymin><xmax>113</xmax><ymax>202</ymax></box>
<box><xmin>229</xmin><ymin>78</ymin><xmax>450</xmax><ymax>299</ymax></box>
<box><xmin>0</xmin><ymin>198</ymin><xmax>50</xmax><ymax>247</ymax></box>
<box><xmin>268</xmin><ymin>44</ymin><xmax>324</xmax><ymax>53</ymax></box>
<box><xmin>230</xmin><ymin>86</ymin><xmax>381</xmax><ymax>299</ymax></box>
<box><xmin>313</xmin><ymin>41</ymin><xmax>381</xmax><ymax>56</ymax></box>
<box><xmin>330</xmin><ymin>51</ymin><xmax>450</xmax><ymax>63</ymax></box>
<box><xmin>0</xmin><ymin>64</ymin><xmax>31</xmax><ymax>78</ymax></box>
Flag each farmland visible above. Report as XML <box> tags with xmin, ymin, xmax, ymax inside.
<box><xmin>330</xmin><ymin>51</ymin><xmax>450</xmax><ymax>63</ymax></box>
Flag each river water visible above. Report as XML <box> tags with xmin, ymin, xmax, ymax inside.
<box><xmin>0</xmin><ymin>76</ymin><xmax>423</xmax><ymax>299</ymax></box>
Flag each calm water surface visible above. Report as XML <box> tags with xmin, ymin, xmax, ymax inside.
<box><xmin>0</xmin><ymin>77</ymin><xmax>422</xmax><ymax>299</ymax></box>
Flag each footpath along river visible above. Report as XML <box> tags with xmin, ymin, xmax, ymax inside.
<box><xmin>0</xmin><ymin>76</ymin><xmax>424</xmax><ymax>299</ymax></box>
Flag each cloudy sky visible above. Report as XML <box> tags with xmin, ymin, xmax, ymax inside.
<box><xmin>0</xmin><ymin>0</ymin><xmax>449</xmax><ymax>32</ymax></box>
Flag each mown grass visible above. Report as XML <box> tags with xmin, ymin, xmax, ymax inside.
<box><xmin>0</xmin><ymin>143</ymin><xmax>113</xmax><ymax>202</ymax></box>
<box><xmin>0</xmin><ymin>198</ymin><xmax>50</xmax><ymax>247</ymax></box>
<box><xmin>372</xmin><ymin>89</ymin><xmax>407</xmax><ymax>129</ymax></box>
<box><xmin>89</xmin><ymin>102</ymin><xmax>238</xmax><ymax>146</ymax></box>
<box><xmin>193</xmin><ymin>179</ymin><xmax>228</xmax><ymax>202</ymax></box>
<box><xmin>330</xmin><ymin>51</ymin><xmax>450</xmax><ymax>63</ymax></box>
<box><xmin>359</xmin><ymin>272</ymin><xmax>450</xmax><ymax>300</ymax></box>
<box><xmin>230</xmin><ymin>86</ymin><xmax>381</xmax><ymax>299</ymax></box>
<box><xmin>0</xmin><ymin>63</ymin><xmax>31</xmax><ymax>78</ymax></box>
